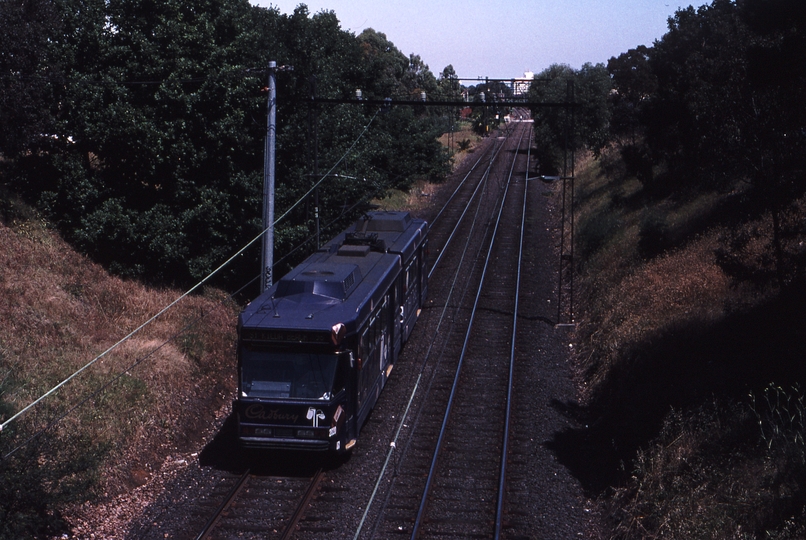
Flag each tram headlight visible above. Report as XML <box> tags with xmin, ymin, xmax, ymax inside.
<box><xmin>297</xmin><ymin>429</ymin><xmax>315</xmax><ymax>439</ymax></box>
<box><xmin>331</xmin><ymin>323</ymin><xmax>346</xmax><ymax>345</ymax></box>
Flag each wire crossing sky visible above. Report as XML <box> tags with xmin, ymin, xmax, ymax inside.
<box><xmin>252</xmin><ymin>0</ymin><xmax>709</xmax><ymax>79</ymax></box>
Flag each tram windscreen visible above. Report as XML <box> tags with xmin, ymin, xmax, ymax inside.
<box><xmin>240</xmin><ymin>346</ymin><xmax>339</xmax><ymax>400</ymax></box>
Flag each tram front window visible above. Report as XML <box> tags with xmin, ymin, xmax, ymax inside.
<box><xmin>240</xmin><ymin>346</ymin><xmax>338</xmax><ymax>400</ymax></box>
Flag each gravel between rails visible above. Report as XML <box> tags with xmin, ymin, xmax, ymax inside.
<box><xmin>64</xmin><ymin>122</ymin><xmax>605</xmax><ymax>540</ymax></box>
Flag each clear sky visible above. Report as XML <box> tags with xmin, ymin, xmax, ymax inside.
<box><xmin>250</xmin><ymin>0</ymin><xmax>709</xmax><ymax>80</ymax></box>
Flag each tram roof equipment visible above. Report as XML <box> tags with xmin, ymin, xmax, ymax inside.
<box><xmin>240</xmin><ymin>211</ymin><xmax>426</xmax><ymax>339</ymax></box>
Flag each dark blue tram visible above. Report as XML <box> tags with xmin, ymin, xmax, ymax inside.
<box><xmin>235</xmin><ymin>211</ymin><xmax>428</xmax><ymax>452</ymax></box>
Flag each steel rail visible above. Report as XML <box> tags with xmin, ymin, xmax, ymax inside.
<box><xmin>356</xmin><ymin>121</ymin><xmax>525</xmax><ymax>540</ymax></box>
<box><xmin>280</xmin><ymin>468</ymin><xmax>325</xmax><ymax>540</ymax></box>
<box><xmin>410</xmin><ymin>125</ymin><xmax>527</xmax><ymax>540</ymax></box>
<box><xmin>194</xmin><ymin>468</ymin><xmax>251</xmax><ymax>540</ymax></box>
<box><xmin>494</xmin><ymin>124</ymin><xmax>533</xmax><ymax>538</ymax></box>
<box><xmin>312</xmin><ymin>97</ymin><xmax>579</xmax><ymax>108</ymax></box>
<box><xmin>357</xmin><ymin>127</ymin><xmax>503</xmax><ymax>540</ymax></box>
<box><xmin>428</xmin><ymin>114</ymin><xmax>520</xmax><ymax>231</ymax></box>
<box><xmin>428</xmin><ymin>139</ymin><xmax>496</xmax><ymax>230</ymax></box>
<box><xmin>194</xmin><ymin>467</ymin><xmax>323</xmax><ymax>540</ymax></box>
<box><xmin>429</xmin><ymin>136</ymin><xmax>511</xmax><ymax>279</ymax></box>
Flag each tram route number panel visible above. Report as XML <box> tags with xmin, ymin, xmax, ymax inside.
<box><xmin>234</xmin><ymin>211</ymin><xmax>428</xmax><ymax>453</ymax></box>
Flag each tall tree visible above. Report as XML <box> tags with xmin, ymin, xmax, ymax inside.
<box><xmin>608</xmin><ymin>46</ymin><xmax>657</xmax><ymax>183</ymax></box>
<box><xmin>529</xmin><ymin>63</ymin><xmax>611</xmax><ymax>174</ymax></box>
<box><xmin>629</xmin><ymin>0</ymin><xmax>806</xmax><ymax>285</ymax></box>
<box><xmin>0</xmin><ymin>0</ymin><xmax>62</xmax><ymax>156</ymax></box>
<box><xmin>3</xmin><ymin>0</ymin><xmax>451</xmax><ymax>289</ymax></box>
<box><xmin>643</xmin><ymin>0</ymin><xmax>751</xmax><ymax>188</ymax></box>
<box><xmin>608</xmin><ymin>45</ymin><xmax>657</xmax><ymax>146</ymax></box>
<box><xmin>356</xmin><ymin>28</ymin><xmax>408</xmax><ymax>99</ymax></box>
<box><xmin>437</xmin><ymin>64</ymin><xmax>461</xmax><ymax>100</ymax></box>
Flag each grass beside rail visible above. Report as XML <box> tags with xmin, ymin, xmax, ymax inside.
<box><xmin>0</xmin><ymin>194</ymin><xmax>238</xmax><ymax>539</ymax></box>
<box><xmin>572</xmin><ymin>148</ymin><xmax>806</xmax><ymax>539</ymax></box>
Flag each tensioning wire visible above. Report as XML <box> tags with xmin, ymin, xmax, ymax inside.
<box><xmin>0</xmin><ymin>107</ymin><xmax>382</xmax><ymax>434</ymax></box>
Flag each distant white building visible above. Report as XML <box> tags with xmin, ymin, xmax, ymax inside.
<box><xmin>513</xmin><ymin>71</ymin><xmax>534</xmax><ymax>96</ymax></box>
<box><xmin>512</xmin><ymin>71</ymin><xmax>535</xmax><ymax>96</ymax></box>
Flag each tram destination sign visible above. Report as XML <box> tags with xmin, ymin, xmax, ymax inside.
<box><xmin>241</xmin><ymin>328</ymin><xmax>331</xmax><ymax>344</ymax></box>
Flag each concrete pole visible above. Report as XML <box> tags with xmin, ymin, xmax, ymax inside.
<box><xmin>261</xmin><ymin>61</ymin><xmax>277</xmax><ymax>293</ymax></box>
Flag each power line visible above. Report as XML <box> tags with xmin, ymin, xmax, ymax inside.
<box><xmin>0</xmin><ymin>67</ymin><xmax>266</xmax><ymax>86</ymax></box>
<box><xmin>0</xmin><ymin>189</ymin><xmax>381</xmax><ymax>459</ymax></box>
<box><xmin>314</xmin><ymin>97</ymin><xmax>577</xmax><ymax>108</ymax></box>
<box><xmin>274</xmin><ymin>108</ymin><xmax>380</xmax><ymax>225</ymax></box>
<box><xmin>0</xmin><ymin>107</ymin><xmax>383</xmax><ymax>438</ymax></box>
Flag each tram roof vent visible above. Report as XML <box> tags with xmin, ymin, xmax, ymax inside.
<box><xmin>337</xmin><ymin>244</ymin><xmax>371</xmax><ymax>257</ymax></box>
<box><xmin>275</xmin><ymin>264</ymin><xmax>361</xmax><ymax>300</ymax></box>
<box><xmin>363</xmin><ymin>211</ymin><xmax>411</xmax><ymax>232</ymax></box>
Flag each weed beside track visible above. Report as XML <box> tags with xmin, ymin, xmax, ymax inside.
<box><xmin>571</xmin><ymin>148</ymin><xmax>806</xmax><ymax>539</ymax></box>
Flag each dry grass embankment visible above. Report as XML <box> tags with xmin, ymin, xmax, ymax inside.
<box><xmin>568</xmin><ymin>149</ymin><xmax>806</xmax><ymax>539</ymax></box>
<box><xmin>0</xmin><ymin>196</ymin><xmax>239</xmax><ymax>538</ymax></box>
<box><xmin>438</xmin><ymin>120</ymin><xmax>482</xmax><ymax>171</ymax></box>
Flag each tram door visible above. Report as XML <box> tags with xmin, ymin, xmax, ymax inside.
<box><xmin>401</xmin><ymin>255</ymin><xmax>421</xmax><ymax>343</ymax></box>
<box><xmin>390</xmin><ymin>283</ymin><xmax>402</xmax><ymax>358</ymax></box>
<box><xmin>356</xmin><ymin>296</ymin><xmax>391</xmax><ymax>425</ymax></box>
<box><xmin>420</xmin><ymin>240</ymin><xmax>428</xmax><ymax>304</ymax></box>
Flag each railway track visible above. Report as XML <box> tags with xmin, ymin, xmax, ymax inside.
<box><xmin>151</xmin><ymin>131</ymin><xmax>506</xmax><ymax>540</ymax></box>
<box><xmin>144</xmin><ymin>113</ymin><xmax>592</xmax><ymax>540</ymax></box>
<box><xmin>195</xmin><ymin>469</ymin><xmax>324</xmax><ymax>540</ymax></box>
<box><xmin>360</xmin><ymin>120</ymin><xmax>533</xmax><ymax>540</ymax></box>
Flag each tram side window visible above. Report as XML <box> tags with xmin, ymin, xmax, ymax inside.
<box><xmin>360</xmin><ymin>315</ymin><xmax>379</xmax><ymax>362</ymax></box>
<box><xmin>369</xmin><ymin>315</ymin><xmax>377</xmax><ymax>348</ymax></box>
<box><xmin>358</xmin><ymin>306</ymin><xmax>387</xmax><ymax>370</ymax></box>
<box><xmin>405</xmin><ymin>258</ymin><xmax>419</xmax><ymax>297</ymax></box>
<box><xmin>381</xmin><ymin>295</ymin><xmax>390</xmax><ymax>333</ymax></box>
<box><xmin>371</xmin><ymin>312</ymin><xmax>381</xmax><ymax>347</ymax></box>
<box><xmin>333</xmin><ymin>354</ymin><xmax>348</xmax><ymax>394</ymax></box>
<box><xmin>360</xmin><ymin>328</ymin><xmax>368</xmax><ymax>366</ymax></box>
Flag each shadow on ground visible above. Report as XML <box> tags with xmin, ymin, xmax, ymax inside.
<box><xmin>198</xmin><ymin>413</ymin><xmax>349</xmax><ymax>477</ymax></box>
<box><xmin>547</xmin><ymin>284</ymin><xmax>806</xmax><ymax>495</ymax></box>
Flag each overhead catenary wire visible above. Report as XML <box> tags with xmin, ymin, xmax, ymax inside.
<box><xmin>0</xmin><ymin>193</ymin><xmax>374</xmax><ymax>459</ymax></box>
<box><xmin>275</xmin><ymin>108</ymin><xmax>380</xmax><ymax>225</ymax></box>
<box><xmin>355</xmin><ymin>164</ymin><xmax>494</xmax><ymax>540</ymax></box>
<box><xmin>410</xmin><ymin>125</ymin><xmax>525</xmax><ymax>539</ymax></box>
<box><xmin>355</xmin><ymin>131</ymin><xmax>511</xmax><ymax>540</ymax></box>
<box><xmin>3</xmin><ymin>305</ymin><xmax>208</xmax><ymax>459</ymax></box>
<box><xmin>495</xmin><ymin>123</ymin><xmax>532</xmax><ymax>539</ymax></box>
<box><xmin>2</xmin><ymin>261</ymin><xmax>267</xmax><ymax>460</ymax></box>
<box><xmin>0</xmin><ymin>107</ymin><xmax>382</xmax><ymax>436</ymax></box>
<box><xmin>0</xmin><ymin>66</ymin><xmax>267</xmax><ymax>86</ymax></box>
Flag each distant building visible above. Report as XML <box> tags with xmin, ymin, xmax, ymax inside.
<box><xmin>513</xmin><ymin>71</ymin><xmax>534</xmax><ymax>96</ymax></box>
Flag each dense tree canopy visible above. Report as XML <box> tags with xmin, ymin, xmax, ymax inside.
<box><xmin>0</xmin><ymin>0</ymin><xmax>452</xmax><ymax>290</ymax></box>
<box><xmin>0</xmin><ymin>0</ymin><xmax>62</xmax><ymax>155</ymax></box>
<box><xmin>604</xmin><ymin>0</ymin><xmax>806</xmax><ymax>287</ymax></box>
<box><xmin>14</xmin><ymin>0</ymin><xmax>803</xmax><ymax>293</ymax></box>
<box><xmin>528</xmin><ymin>63</ymin><xmax>611</xmax><ymax>175</ymax></box>
<box><xmin>609</xmin><ymin>0</ymin><xmax>806</xmax><ymax>200</ymax></box>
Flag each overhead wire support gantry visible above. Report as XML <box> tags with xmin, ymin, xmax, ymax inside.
<box><xmin>310</xmin><ymin>97</ymin><xmax>578</xmax><ymax>108</ymax></box>
<box><xmin>308</xmin><ymin>78</ymin><xmax>579</xmax><ymax>325</ymax></box>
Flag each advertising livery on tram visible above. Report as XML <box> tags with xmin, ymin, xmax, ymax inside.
<box><xmin>235</xmin><ymin>211</ymin><xmax>428</xmax><ymax>452</ymax></box>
